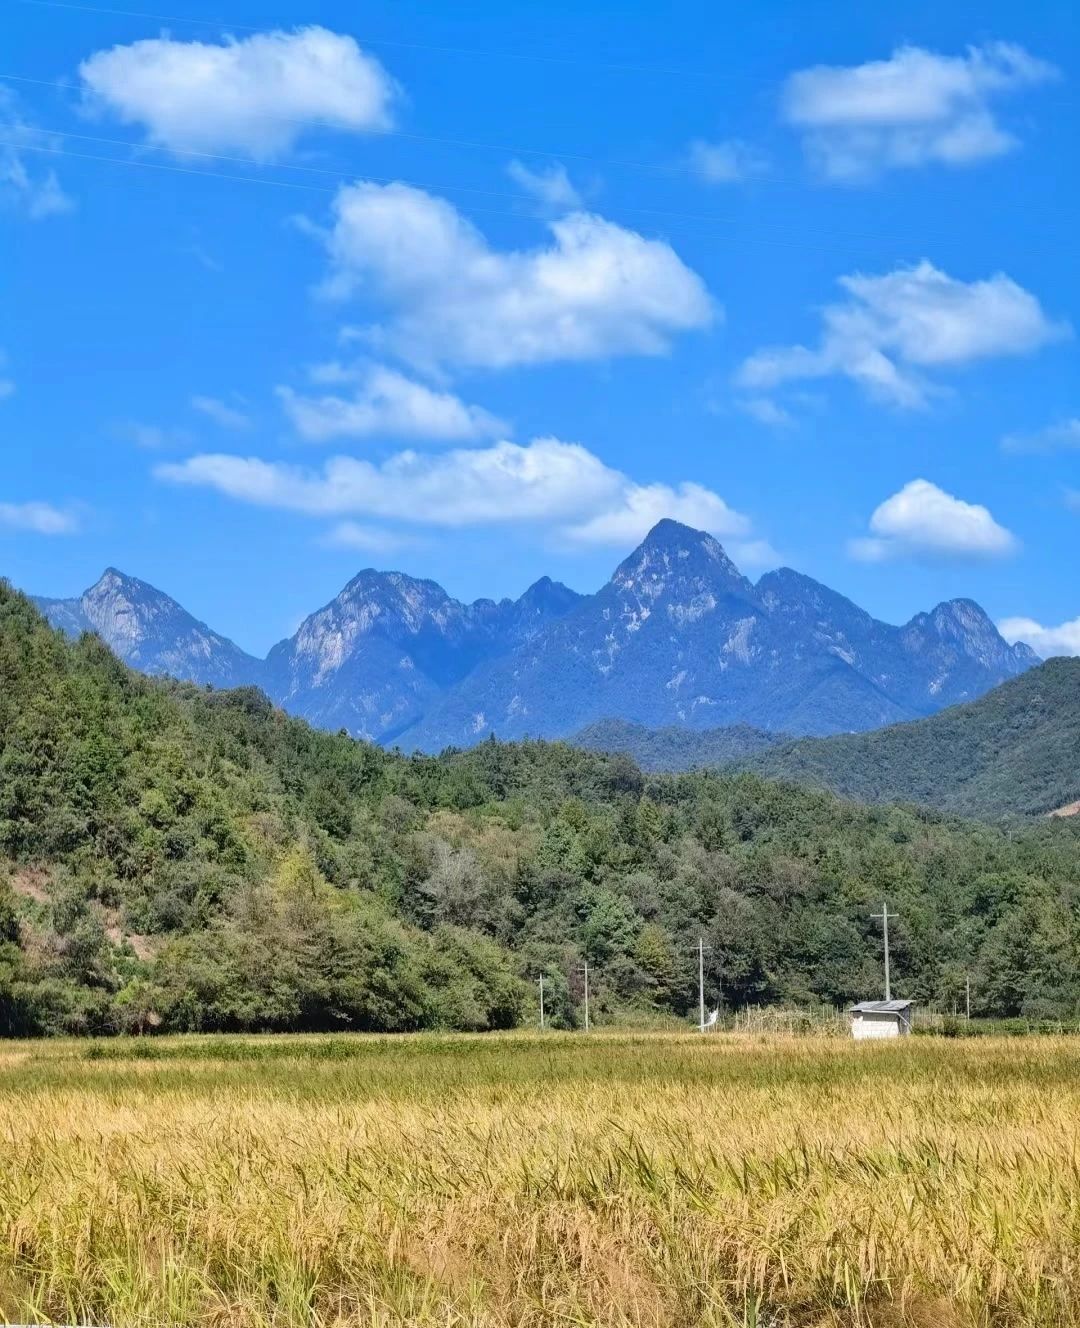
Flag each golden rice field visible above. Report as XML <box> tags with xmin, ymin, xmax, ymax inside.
<box><xmin>2</xmin><ymin>1032</ymin><xmax>1080</xmax><ymax>1328</ymax></box>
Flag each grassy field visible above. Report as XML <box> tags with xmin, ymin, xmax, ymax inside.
<box><xmin>2</xmin><ymin>1033</ymin><xmax>1080</xmax><ymax>1326</ymax></box>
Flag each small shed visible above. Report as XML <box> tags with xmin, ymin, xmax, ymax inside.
<box><xmin>849</xmin><ymin>999</ymin><xmax>914</xmax><ymax>1039</ymax></box>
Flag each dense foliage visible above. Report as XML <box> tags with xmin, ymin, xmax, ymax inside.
<box><xmin>574</xmin><ymin>718</ymin><xmax>788</xmax><ymax>771</ymax></box>
<box><xmin>745</xmin><ymin>658</ymin><xmax>1080</xmax><ymax>818</ymax></box>
<box><xmin>4</xmin><ymin>581</ymin><xmax>1080</xmax><ymax>1034</ymax></box>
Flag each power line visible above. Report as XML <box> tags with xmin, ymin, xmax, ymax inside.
<box><xmin>0</xmin><ymin>70</ymin><xmax>701</xmax><ymax>179</ymax></box>
<box><xmin>7</xmin><ymin>137</ymin><xmax>1050</xmax><ymax>261</ymax></box>
<box><xmin>14</xmin><ymin>0</ymin><xmax>723</xmax><ymax>78</ymax></box>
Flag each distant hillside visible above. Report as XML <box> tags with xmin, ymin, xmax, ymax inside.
<box><xmin>574</xmin><ymin>718</ymin><xmax>789</xmax><ymax>771</ymax></box>
<box><xmin>7</xmin><ymin>579</ymin><xmax>1080</xmax><ymax>1032</ymax></box>
<box><xmin>747</xmin><ymin>658</ymin><xmax>1080</xmax><ymax>818</ymax></box>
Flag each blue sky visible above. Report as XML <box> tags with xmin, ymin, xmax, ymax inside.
<box><xmin>2</xmin><ymin>0</ymin><xmax>1078</xmax><ymax>657</ymax></box>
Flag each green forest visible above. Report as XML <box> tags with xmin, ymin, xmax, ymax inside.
<box><xmin>747</xmin><ymin>658</ymin><xmax>1080</xmax><ymax>818</ymax></box>
<box><xmin>3</xmin><ymin>579</ymin><xmax>1080</xmax><ymax>1036</ymax></box>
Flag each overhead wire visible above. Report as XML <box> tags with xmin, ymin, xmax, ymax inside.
<box><xmin>1</xmin><ymin>137</ymin><xmax>1005</xmax><ymax>259</ymax></box>
<box><xmin>13</xmin><ymin>0</ymin><xmax>725</xmax><ymax>77</ymax></box>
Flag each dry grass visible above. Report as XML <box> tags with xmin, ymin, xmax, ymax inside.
<box><xmin>2</xmin><ymin>1031</ymin><xmax>1080</xmax><ymax>1327</ymax></box>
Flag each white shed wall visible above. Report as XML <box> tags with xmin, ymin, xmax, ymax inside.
<box><xmin>852</xmin><ymin>1012</ymin><xmax>901</xmax><ymax>1040</ymax></box>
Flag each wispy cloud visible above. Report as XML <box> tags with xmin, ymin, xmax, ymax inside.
<box><xmin>115</xmin><ymin>421</ymin><xmax>193</xmax><ymax>450</ymax></box>
<box><xmin>783</xmin><ymin>42</ymin><xmax>1057</xmax><ymax>181</ymax></box>
<box><xmin>506</xmin><ymin>159</ymin><xmax>583</xmax><ymax>212</ymax></box>
<box><xmin>320</xmin><ymin>522</ymin><xmax>422</xmax><ymax>554</ymax></box>
<box><xmin>1001</xmin><ymin>418</ymin><xmax>1080</xmax><ymax>455</ymax></box>
<box><xmin>279</xmin><ymin>364</ymin><xmax>506</xmax><ymax>443</ymax></box>
<box><xmin>737</xmin><ymin>261</ymin><xmax>1068</xmax><ymax>407</ymax></box>
<box><xmin>0</xmin><ymin>89</ymin><xmax>73</xmax><ymax>219</ymax></box>
<box><xmin>687</xmin><ymin>138</ymin><xmax>767</xmax><ymax>184</ymax></box>
<box><xmin>191</xmin><ymin>395</ymin><xmax>251</xmax><ymax>431</ymax></box>
<box><xmin>0</xmin><ymin>500</ymin><xmax>80</xmax><ymax>535</ymax></box>
<box><xmin>155</xmin><ymin>436</ymin><xmax>771</xmax><ymax>557</ymax></box>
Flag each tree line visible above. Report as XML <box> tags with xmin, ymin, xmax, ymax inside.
<box><xmin>3</xmin><ymin>580</ymin><xmax>1080</xmax><ymax>1035</ymax></box>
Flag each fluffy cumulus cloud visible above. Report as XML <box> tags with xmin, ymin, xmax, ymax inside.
<box><xmin>737</xmin><ymin>261</ymin><xmax>1068</xmax><ymax>407</ymax></box>
<box><xmin>0</xmin><ymin>89</ymin><xmax>73</xmax><ymax>219</ymax></box>
<box><xmin>782</xmin><ymin>42</ymin><xmax>1057</xmax><ymax>180</ymax></box>
<box><xmin>1001</xmin><ymin>418</ymin><xmax>1080</xmax><ymax>454</ymax></box>
<box><xmin>0</xmin><ymin>500</ymin><xmax>79</xmax><ymax>535</ymax></box>
<box><xmin>998</xmin><ymin>616</ymin><xmax>1080</xmax><ymax>659</ymax></box>
<box><xmin>278</xmin><ymin>363</ymin><xmax>506</xmax><ymax>443</ymax></box>
<box><xmin>156</xmin><ymin>437</ymin><xmax>766</xmax><ymax>555</ymax></box>
<box><xmin>79</xmin><ymin>27</ymin><xmax>397</xmax><ymax>160</ymax></box>
<box><xmin>848</xmin><ymin>479</ymin><xmax>1017</xmax><ymax>563</ymax></box>
<box><xmin>687</xmin><ymin>138</ymin><xmax>767</xmax><ymax>184</ymax></box>
<box><xmin>313</xmin><ymin>181</ymin><xmax>714</xmax><ymax>371</ymax></box>
<box><xmin>506</xmin><ymin>159</ymin><xmax>582</xmax><ymax>212</ymax></box>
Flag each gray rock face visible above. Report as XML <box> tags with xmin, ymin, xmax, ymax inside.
<box><xmin>261</xmin><ymin>569</ymin><xmax>584</xmax><ymax>742</ymax></box>
<box><xmin>400</xmin><ymin>520</ymin><xmax>1036</xmax><ymax>750</ymax></box>
<box><xmin>35</xmin><ymin>569</ymin><xmax>261</xmax><ymax>689</ymax></box>
<box><xmin>31</xmin><ymin>523</ymin><xmax>1036</xmax><ymax>749</ymax></box>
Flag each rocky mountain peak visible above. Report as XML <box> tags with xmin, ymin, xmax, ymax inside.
<box><xmin>612</xmin><ymin>520</ymin><xmax>748</xmax><ymax>595</ymax></box>
<box><xmin>33</xmin><ymin>523</ymin><xmax>1039</xmax><ymax>750</ymax></box>
<box><xmin>36</xmin><ymin>568</ymin><xmax>260</xmax><ymax>688</ymax></box>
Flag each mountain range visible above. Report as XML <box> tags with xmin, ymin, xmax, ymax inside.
<box><xmin>31</xmin><ymin>520</ymin><xmax>1039</xmax><ymax>748</ymax></box>
<box><xmin>577</xmin><ymin>656</ymin><xmax>1080</xmax><ymax>820</ymax></box>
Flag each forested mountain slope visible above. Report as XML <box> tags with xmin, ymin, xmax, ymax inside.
<box><xmin>3</xmin><ymin>581</ymin><xmax>1080</xmax><ymax>1035</ymax></box>
<box><xmin>36</xmin><ymin>521</ymin><xmax>1036</xmax><ymax>747</ymax></box>
<box><xmin>744</xmin><ymin>658</ymin><xmax>1080</xmax><ymax>818</ymax></box>
<box><xmin>574</xmin><ymin>719</ymin><xmax>789</xmax><ymax>771</ymax></box>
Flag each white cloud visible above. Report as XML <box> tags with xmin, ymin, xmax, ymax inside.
<box><xmin>313</xmin><ymin>181</ymin><xmax>714</xmax><ymax>371</ymax></box>
<box><xmin>999</xmin><ymin>616</ymin><xmax>1080</xmax><ymax>659</ymax></box>
<box><xmin>848</xmin><ymin>479</ymin><xmax>1017</xmax><ymax>562</ymax></box>
<box><xmin>1001</xmin><ymin>418</ymin><xmax>1080</xmax><ymax>454</ymax></box>
<box><xmin>115</xmin><ymin>421</ymin><xmax>192</xmax><ymax>450</ymax></box>
<box><xmin>191</xmin><ymin>395</ymin><xmax>251</xmax><ymax>430</ymax></box>
<box><xmin>688</xmin><ymin>138</ymin><xmax>766</xmax><ymax>184</ymax></box>
<box><xmin>278</xmin><ymin>364</ymin><xmax>506</xmax><ymax>442</ymax></box>
<box><xmin>0</xmin><ymin>501</ymin><xmax>79</xmax><ymax>535</ymax></box>
<box><xmin>79</xmin><ymin>26</ymin><xmax>398</xmax><ymax>161</ymax></box>
<box><xmin>0</xmin><ymin>89</ymin><xmax>73</xmax><ymax>219</ymax></box>
<box><xmin>506</xmin><ymin>159</ymin><xmax>582</xmax><ymax>212</ymax></box>
<box><xmin>737</xmin><ymin>261</ymin><xmax>1068</xmax><ymax>407</ymax></box>
<box><xmin>561</xmin><ymin>480</ymin><xmax>751</xmax><ymax>547</ymax></box>
<box><xmin>320</xmin><ymin>522</ymin><xmax>420</xmax><ymax>554</ymax></box>
<box><xmin>155</xmin><ymin>437</ymin><xmax>766</xmax><ymax>554</ymax></box>
<box><xmin>782</xmin><ymin>43</ymin><xmax>1057</xmax><ymax>180</ymax></box>
<box><xmin>737</xmin><ymin>397</ymin><xmax>794</xmax><ymax>428</ymax></box>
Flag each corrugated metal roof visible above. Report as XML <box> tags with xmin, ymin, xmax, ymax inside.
<box><xmin>849</xmin><ymin>1000</ymin><xmax>914</xmax><ymax>1013</ymax></box>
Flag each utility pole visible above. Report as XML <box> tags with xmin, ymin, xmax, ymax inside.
<box><xmin>966</xmin><ymin>973</ymin><xmax>971</xmax><ymax>1021</ymax></box>
<box><xmin>539</xmin><ymin>974</ymin><xmax>545</xmax><ymax>1030</ymax></box>
<box><xmin>698</xmin><ymin>936</ymin><xmax>705</xmax><ymax>1032</ymax></box>
<box><xmin>871</xmin><ymin>902</ymin><xmax>896</xmax><ymax>1001</ymax></box>
<box><xmin>583</xmin><ymin>961</ymin><xmax>590</xmax><ymax>1031</ymax></box>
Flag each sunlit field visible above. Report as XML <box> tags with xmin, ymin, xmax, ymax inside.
<box><xmin>3</xmin><ymin>1031</ymin><xmax>1080</xmax><ymax>1327</ymax></box>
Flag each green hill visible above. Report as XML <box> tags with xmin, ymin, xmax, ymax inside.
<box><xmin>574</xmin><ymin>718</ymin><xmax>789</xmax><ymax>771</ymax></box>
<box><xmin>746</xmin><ymin>658</ymin><xmax>1080</xmax><ymax>819</ymax></box>
<box><xmin>4</xmin><ymin>580</ymin><xmax>1080</xmax><ymax>1034</ymax></box>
